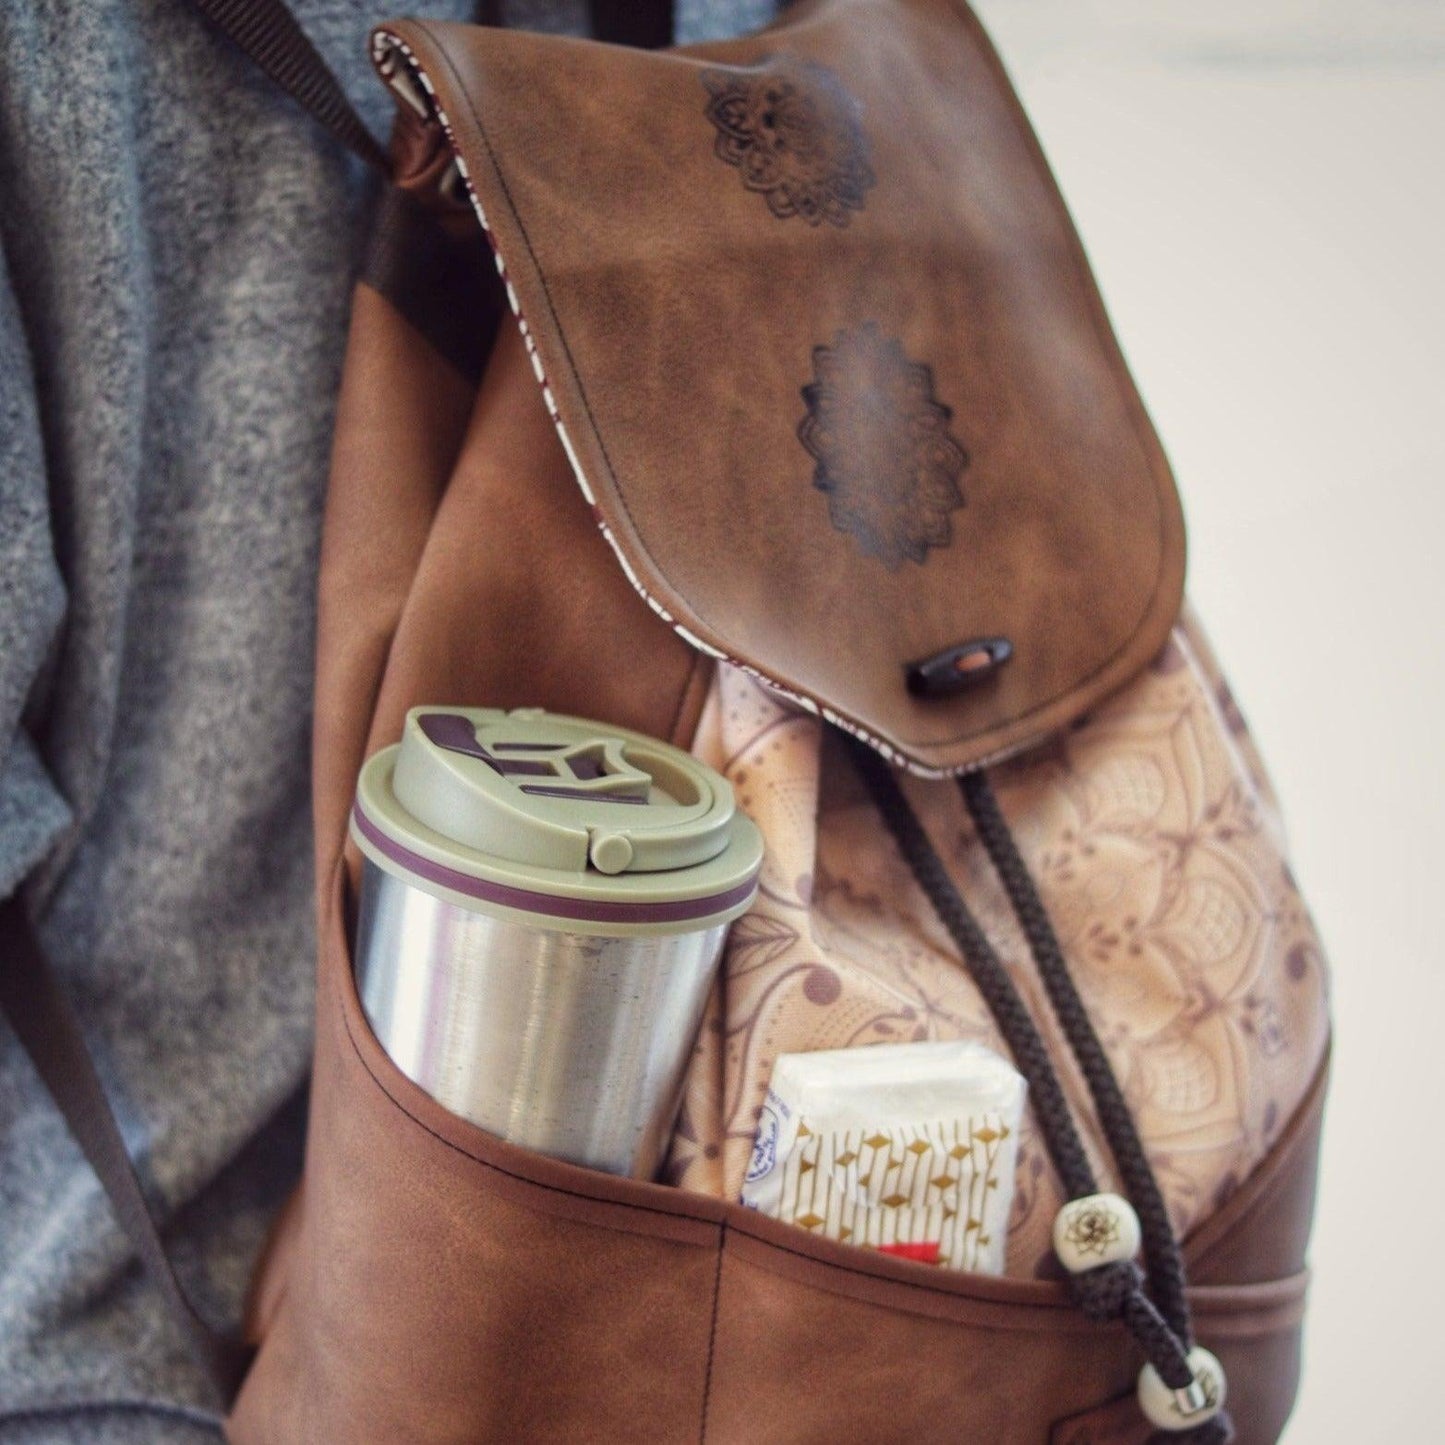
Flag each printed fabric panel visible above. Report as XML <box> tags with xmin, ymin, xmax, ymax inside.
<box><xmin>667</xmin><ymin>607</ymin><xmax>1330</xmax><ymax>1278</ymax></box>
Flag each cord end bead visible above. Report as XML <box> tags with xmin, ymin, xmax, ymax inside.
<box><xmin>1138</xmin><ymin>1346</ymin><xmax>1227</xmax><ymax>1431</ymax></box>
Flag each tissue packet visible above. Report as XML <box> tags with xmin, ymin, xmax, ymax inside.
<box><xmin>741</xmin><ymin>1040</ymin><xmax>1026</xmax><ymax>1274</ymax></box>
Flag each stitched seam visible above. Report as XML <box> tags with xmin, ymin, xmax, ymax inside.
<box><xmin>935</xmin><ymin>0</ymin><xmax>1176</xmax><ymax>679</ymax></box>
<box><xmin>330</xmin><ymin>922</ymin><xmax>1313</xmax><ymax>1325</ymax></box>
<box><xmin>667</xmin><ymin>648</ymin><xmax>713</xmax><ymax>747</ymax></box>
<box><xmin>329</xmin><ymin>858</ymin><xmax>1067</xmax><ymax>1307</ymax></box>
<box><xmin>332</xmin><ymin>919</ymin><xmax>1088</xmax><ymax>1308</ymax></box>
<box><xmin>414</xmin><ymin>20</ymin><xmax>1177</xmax><ymax>759</ymax></box>
<box><xmin>340</xmin><ymin>963</ymin><xmax>1049</xmax><ymax>1304</ymax></box>
<box><xmin>333</xmin><ymin>956</ymin><xmax>721</xmax><ymax>1226</ymax></box>
<box><xmin>699</xmin><ymin>1225</ymin><xmax>727</xmax><ymax>1444</ymax></box>
<box><xmin>1181</xmin><ymin>1046</ymin><xmax>1331</xmax><ymax>1271</ymax></box>
<box><xmin>725</xmin><ymin>1228</ymin><xmax>1072</xmax><ymax>1308</ymax></box>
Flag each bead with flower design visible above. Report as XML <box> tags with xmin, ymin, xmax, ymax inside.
<box><xmin>1052</xmin><ymin>1191</ymin><xmax>1142</xmax><ymax>1273</ymax></box>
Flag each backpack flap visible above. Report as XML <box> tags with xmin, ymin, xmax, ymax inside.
<box><xmin>370</xmin><ymin>0</ymin><xmax>1185</xmax><ymax>776</ymax></box>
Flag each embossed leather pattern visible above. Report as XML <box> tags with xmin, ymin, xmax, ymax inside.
<box><xmin>369</xmin><ymin>0</ymin><xmax>1187</xmax><ymax>774</ymax></box>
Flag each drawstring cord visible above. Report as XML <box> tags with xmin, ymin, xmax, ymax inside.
<box><xmin>844</xmin><ymin>736</ymin><xmax>1233</xmax><ymax>1444</ymax></box>
<box><xmin>959</xmin><ymin>771</ymin><xmax>1190</xmax><ymax>1339</ymax></box>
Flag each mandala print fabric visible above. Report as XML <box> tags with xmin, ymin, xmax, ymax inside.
<box><xmin>667</xmin><ymin>609</ymin><xmax>1330</xmax><ymax>1277</ymax></box>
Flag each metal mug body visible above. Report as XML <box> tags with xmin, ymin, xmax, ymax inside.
<box><xmin>353</xmin><ymin>859</ymin><xmax>726</xmax><ymax>1179</ymax></box>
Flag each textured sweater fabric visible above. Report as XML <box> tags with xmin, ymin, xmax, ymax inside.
<box><xmin>0</xmin><ymin>1</ymin><xmax>769</xmax><ymax>1438</ymax></box>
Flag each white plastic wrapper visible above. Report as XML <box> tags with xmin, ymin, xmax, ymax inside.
<box><xmin>741</xmin><ymin>1040</ymin><xmax>1026</xmax><ymax>1274</ymax></box>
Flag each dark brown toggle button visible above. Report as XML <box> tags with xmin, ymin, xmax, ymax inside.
<box><xmin>905</xmin><ymin>637</ymin><xmax>1013</xmax><ymax>699</ymax></box>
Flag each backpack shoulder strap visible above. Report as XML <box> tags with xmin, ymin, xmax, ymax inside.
<box><xmin>0</xmin><ymin>896</ymin><xmax>255</xmax><ymax>1402</ymax></box>
<box><xmin>4</xmin><ymin>2</ymin><xmax>680</xmax><ymax>1405</ymax></box>
<box><xmin>590</xmin><ymin>0</ymin><xmax>674</xmax><ymax>48</ymax></box>
<box><xmin>184</xmin><ymin>0</ymin><xmax>677</xmax><ymax>177</ymax></box>
<box><xmin>186</xmin><ymin>0</ymin><xmax>391</xmax><ymax>171</ymax></box>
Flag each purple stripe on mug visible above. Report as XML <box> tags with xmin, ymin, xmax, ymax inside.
<box><xmin>352</xmin><ymin>802</ymin><xmax>758</xmax><ymax>926</ymax></box>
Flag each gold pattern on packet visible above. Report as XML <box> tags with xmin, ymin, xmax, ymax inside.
<box><xmin>775</xmin><ymin>1116</ymin><xmax>1012</xmax><ymax>1269</ymax></box>
<box><xmin>739</xmin><ymin>1042</ymin><xmax>1026</xmax><ymax>1274</ymax></box>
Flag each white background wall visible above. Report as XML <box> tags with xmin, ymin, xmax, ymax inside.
<box><xmin>967</xmin><ymin>2</ymin><xmax>1445</xmax><ymax>1436</ymax></box>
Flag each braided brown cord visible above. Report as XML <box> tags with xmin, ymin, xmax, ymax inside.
<box><xmin>960</xmin><ymin>772</ymin><xmax>1235</xmax><ymax>1442</ymax></box>
<box><xmin>843</xmin><ymin>736</ymin><xmax>1231</xmax><ymax>1441</ymax></box>
<box><xmin>960</xmin><ymin>770</ymin><xmax>1192</xmax><ymax>1341</ymax></box>
<box><xmin>846</xmin><ymin>740</ymin><xmax>1098</xmax><ymax>1197</ymax></box>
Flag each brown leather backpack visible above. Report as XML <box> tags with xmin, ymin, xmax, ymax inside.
<box><xmin>1</xmin><ymin>3</ymin><xmax>1329</xmax><ymax>1441</ymax></box>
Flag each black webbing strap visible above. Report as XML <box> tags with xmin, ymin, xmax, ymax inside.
<box><xmin>0</xmin><ymin>897</ymin><xmax>255</xmax><ymax>1403</ymax></box>
<box><xmin>590</xmin><ymin>0</ymin><xmax>675</xmax><ymax>48</ymax></box>
<box><xmin>185</xmin><ymin>0</ymin><xmax>390</xmax><ymax>171</ymax></box>
<box><xmin>184</xmin><ymin>0</ymin><xmax>676</xmax><ymax>181</ymax></box>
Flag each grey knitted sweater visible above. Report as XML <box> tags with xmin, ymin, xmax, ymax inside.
<box><xmin>0</xmin><ymin>1</ymin><xmax>768</xmax><ymax>1438</ymax></box>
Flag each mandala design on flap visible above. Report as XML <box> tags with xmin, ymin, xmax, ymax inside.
<box><xmin>798</xmin><ymin>323</ymin><xmax>969</xmax><ymax>570</ymax></box>
<box><xmin>701</xmin><ymin>59</ymin><xmax>875</xmax><ymax>227</ymax></box>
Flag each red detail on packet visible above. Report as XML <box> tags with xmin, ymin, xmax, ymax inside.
<box><xmin>877</xmin><ymin>1240</ymin><xmax>942</xmax><ymax>1265</ymax></box>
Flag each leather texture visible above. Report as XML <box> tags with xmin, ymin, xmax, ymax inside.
<box><xmin>368</xmin><ymin>0</ymin><xmax>1187</xmax><ymax>776</ymax></box>
<box><xmin>231</xmin><ymin>266</ymin><xmax>1326</xmax><ymax>1445</ymax></box>
<box><xmin>313</xmin><ymin>298</ymin><xmax>711</xmax><ymax>905</ymax></box>
<box><xmin>359</xmin><ymin>103</ymin><xmax>503</xmax><ymax>382</ymax></box>
<box><xmin>228</xmin><ymin>4</ymin><xmax>1328</xmax><ymax>1439</ymax></box>
<box><xmin>229</xmin><ymin>850</ymin><xmax>1323</xmax><ymax>1444</ymax></box>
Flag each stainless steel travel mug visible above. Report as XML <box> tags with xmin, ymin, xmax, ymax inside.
<box><xmin>350</xmin><ymin>706</ymin><xmax>763</xmax><ymax>1179</ymax></box>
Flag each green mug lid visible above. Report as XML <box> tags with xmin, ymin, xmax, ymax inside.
<box><xmin>351</xmin><ymin>707</ymin><xmax>763</xmax><ymax>934</ymax></box>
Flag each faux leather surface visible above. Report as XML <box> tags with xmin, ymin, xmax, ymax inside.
<box><xmin>234</xmin><ymin>277</ymin><xmax>1322</xmax><ymax>1444</ymax></box>
<box><xmin>370</xmin><ymin>0</ymin><xmax>1187</xmax><ymax>774</ymax></box>
<box><xmin>229</xmin><ymin>854</ymin><xmax>1324</xmax><ymax>1443</ymax></box>
<box><xmin>228</xmin><ymin>7</ymin><xmax>1326</xmax><ymax>1438</ymax></box>
<box><xmin>314</xmin><ymin>293</ymin><xmax>710</xmax><ymax>903</ymax></box>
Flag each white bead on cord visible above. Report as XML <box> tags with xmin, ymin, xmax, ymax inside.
<box><xmin>1137</xmin><ymin>1345</ymin><xmax>1227</xmax><ymax>1431</ymax></box>
<box><xmin>1052</xmin><ymin>1198</ymin><xmax>1226</xmax><ymax>1430</ymax></box>
<box><xmin>1051</xmin><ymin>1192</ymin><xmax>1142</xmax><ymax>1273</ymax></box>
